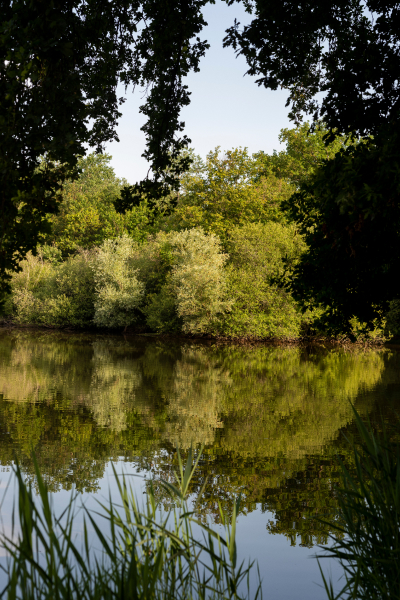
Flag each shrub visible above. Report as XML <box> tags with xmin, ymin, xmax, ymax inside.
<box><xmin>10</xmin><ymin>251</ymin><xmax>96</xmax><ymax>328</ymax></box>
<box><xmin>53</xmin><ymin>251</ymin><xmax>96</xmax><ymax>327</ymax></box>
<box><xmin>168</xmin><ymin>228</ymin><xmax>232</xmax><ymax>334</ymax></box>
<box><xmin>219</xmin><ymin>222</ymin><xmax>307</xmax><ymax>339</ymax></box>
<box><xmin>93</xmin><ymin>236</ymin><xmax>145</xmax><ymax>328</ymax></box>
<box><xmin>143</xmin><ymin>228</ymin><xmax>232</xmax><ymax>334</ymax></box>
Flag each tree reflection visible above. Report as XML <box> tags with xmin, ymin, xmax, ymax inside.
<box><xmin>0</xmin><ymin>330</ymin><xmax>399</xmax><ymax>544</ymax></box>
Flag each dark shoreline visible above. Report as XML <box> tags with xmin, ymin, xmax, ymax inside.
<box><xmin>1</xmin><ymin>318</ymin><xmax>396</xmax><ymax>349</ymax></box>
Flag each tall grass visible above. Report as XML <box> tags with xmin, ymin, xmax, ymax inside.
<box><xmin>1</xmin><ymin>449</ymin><xmax>261</xmax><ymax>600</ymax></box>
<box><xmin>318</xmin><ymin>408</ymin><xmax>400</xmax><ymax>600</ymax></box>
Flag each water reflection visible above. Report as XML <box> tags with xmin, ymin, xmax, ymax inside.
<box><xmin>0</xmin><ymin>330</ymin><xmax>399</xmax><ymax>547</ymax></box>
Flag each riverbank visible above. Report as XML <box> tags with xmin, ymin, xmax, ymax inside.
<box><xmin>0</xmin><ymin>316</ymin><xmax>391</xmax><ymax>348</ymax></box>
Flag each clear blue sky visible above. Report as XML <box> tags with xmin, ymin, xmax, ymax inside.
<box><xmin>105</xmin><ymin>0</ymin><xmax>292</xmax><ymax>184</ymax></box>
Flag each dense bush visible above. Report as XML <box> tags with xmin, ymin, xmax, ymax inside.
<box><xmin>93</xmin><ymin>236</ymin><xmax>145</xmax><ymax>329</ymax></box>
<box><xmin>6</xmin><ymin>223</ymin><xmax>310</xmax><ymax>338</ymax></box>
<box><xmin>219</xmin><ymin>222</ymin><xmax>307</xmax><ymax>339</ymax></box>
<box><xmin>9</xmin><ymin>250</ymin><xmax>95</xmax><ymax>328</ymax></box>
<box><xmin>144</xmin><ymin>228</ymin><xmax>231</xmax><ymax>334</ymax></box>
<box><xmin>6</xmin><ymin>229</ymin><xmax>232</xmax><ymax>334</ymax></box>
<box><xmin>167</xmin><ymin>228</ymin><xmax>231</xmax><ymax>333</ymax></box>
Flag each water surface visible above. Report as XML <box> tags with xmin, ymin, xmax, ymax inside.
<box><xmin>0</xmin><ymin>330</ymin><xmax>399</xmax><ymax>598</ymax></box>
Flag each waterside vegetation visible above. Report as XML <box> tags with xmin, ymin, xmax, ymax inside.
<box><xmin>318</xmin><ymin>409</ymin><xmax>400</xmax><ymax>600</ymax></box>
<box><xmin>1</xmin><ymin>449</ymin><xmax>262</xmax><ymax>600</ymax></box>
<box><xmin>2</xmin><ymin>126</ymin><xmax>399</xmax><ymax>342</ymax></box>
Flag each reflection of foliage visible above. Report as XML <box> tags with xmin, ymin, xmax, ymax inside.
<box><xmin>218</xmin><ymin>347</ymin><xmax>384</xmax><ymax>458</ymax></box>
<box><xmin>0</xmin><ymin>331</ymin><xmax>399</xmax><ymax>544</ymax></box>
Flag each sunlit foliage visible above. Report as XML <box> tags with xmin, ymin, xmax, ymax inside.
<box><xmin>220</xmin><ymin>221</ymin><xmax>307</xmax><ymax>338</ymax></box>
<box><xmin>93</xmin><ymin>236</ymin><xmax>145</xmax><ymax>329</ymax></box>
<box><xmin>46</xmin><ymin>154</ymin><xmax>151</xmax><ymax>255</ymax></box>
<box><xmin>7</xmin><ymin>250</ymin><xmax>95</xmax><ymax>328</ymax></box>
<box><xmin>164</xmin><ymin>148</ymin><xmax>294</xmax><ymax>240</ymax></box>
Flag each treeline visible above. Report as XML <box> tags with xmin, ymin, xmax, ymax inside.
<box><xmin>3</xmin><ymin>125</ymin><xmax>398</xmax><ymax>339</ymax></box>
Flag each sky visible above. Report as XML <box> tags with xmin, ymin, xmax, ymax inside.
<box><xmin>105</xmin><ymin>1</ymin><xmax>292</xmax><ymax>185</ymax></box>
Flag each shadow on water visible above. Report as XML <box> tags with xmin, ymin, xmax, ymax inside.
<box><xmin>0</xmin><ymin>329</ymin><xmax>399</xmax><ymax>548</ymax></box>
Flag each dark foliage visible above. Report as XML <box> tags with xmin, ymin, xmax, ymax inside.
<box><xmin>0</xmin><ymin>0</ymin><xmax>209</xmax><ymax>294</ymax></box>
<box><xmin>224</xmin><ymin>0</ymin><xmax>400</xmax><ymax>330</ymax></box>
<box><xmin>284</xmin><ymin>129</ymin><xmax>400</xmax><ymax>333</ymax></box>
<box><xmin>224</xmin><ymin>0</ymin><xmax>400</xmax><ymax>138</ymax></box>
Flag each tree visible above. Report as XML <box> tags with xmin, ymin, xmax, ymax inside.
<box><xmin>5</xmin><ymin>0</ymin><xmax>400</xmax><ymax>328</ymax></box>
<box><xmin>285</xmin><ymin>133</ymin><xmax>400</xmax><ymax>333</ymax></box>
<box><xmin>0</xmin><ymin>0</ymin><xmax>209</xmax><ymax>296</ymax></box>
<box><xmin>265</xmin><ymin>122</ymin><xmax>348</xmax><ymax>188</ymax></box>
<box><xmin>224</xmin><ymin>0</ymin><xmax>400</xmax><ymax>139</ymax></box>
<box><xmin>46</xmin><ymin>154</ymin><xmax>150</xmax><ymax>255</ymax></box>
<box><xmin>163</xmin><ymin>147</ymin><xmax>294</xmax><ymax>240</ymax></box>
<box><xmin>222</xmin><ymin>0</ymin><xmax>400</xmax><ymax>332</ymax></box>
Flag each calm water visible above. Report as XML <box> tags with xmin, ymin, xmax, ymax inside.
<box><xmin>0</xmin><ymin>329</ymin><xmax>399</xmax><ymax>598</ymax></box>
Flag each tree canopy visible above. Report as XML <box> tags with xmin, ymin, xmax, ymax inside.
<box><xmin>285</xmin><ymin>132</ymin><xmax>400</xmax><ymax>333</ymax></box>
<box><xmin>45</xmin><ymin>154</ymin><xmax>150</xmax><ymax>255</ymax></box>
<box><xmin>224</xmin><ymin>0</ymin><xmax>400</xmax><ymax>139</ymax></box>
<box><xmin>2</xmin><ymin>0</ymin><xmax>399</xmax><ymax>329</ymax></box>
<box><xmin>222</xmin><ymin>0</ymin><xmax>400</xmax><ymax>330</ymax></box>
<box><xmin>163</xmin><ymin>147</ymin><xmax>293</xmax><ymax>239</ymax></box>
<box><xmin>0</xmin><ymin>0</ymin><xmax>209</xmax><ymax>294</ymax></box>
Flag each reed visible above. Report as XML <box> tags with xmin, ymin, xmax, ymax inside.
<box><xmin>1</xmin><ymin>449</ymin><xmax>261</xmax><ymax>600</ymax></box>
<box><xmin>318</xmin><ymin>407</ymin><xmax>400</xmax><ymax>600</ymax></box>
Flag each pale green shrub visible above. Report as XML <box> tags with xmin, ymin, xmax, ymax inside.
<box><xmin>11</xmin><ymin>251</ymin><xmax>55</xmax><ymax>296</ymax></box>
<box><xmin>11</xmin><ymin>289</ymin><xmax>38</xmax><ymax>323</ymax></box>
<box><xmin>220</xmin><ymin>221</ymin><xmax>307</xmax><ymax>339</ymax></box>
<box><xmin>93</xmin><ymin>236</ymin><xmax>145</xmax><ymax>328</ymax></box>
<box><xmin>143</xmin><ymin>228</ymin><xmax>231</xmax><ymax>334</ymax></box>
<box><xmin>10</xmin><ymin>251</ymin><xmax>96</xmax><ymax>327</ymax></box>
<box><xmin>168</xmin><ymin>228</ymin><xmax>232</xmax><ymax>334</ymax></box>
<box><xmin>53</xmin><ymin>251</ymin><xmax>96</xmax><ymax>327</ymax></box>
